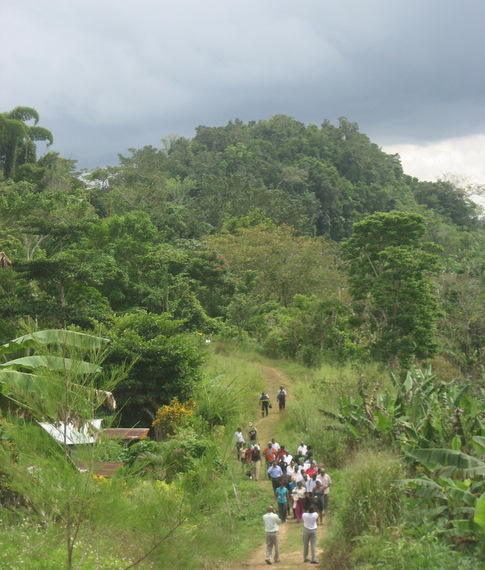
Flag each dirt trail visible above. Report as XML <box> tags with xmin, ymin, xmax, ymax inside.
<box><xmin>229</xmin><ymin>366</ymin><xmax>326</xmax><ymax>569</ymax></box>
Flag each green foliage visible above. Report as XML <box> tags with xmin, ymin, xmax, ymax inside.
<box><xmin>0</xmin><ymin>107</ymin><xmax>53</xmax><ymax>180</ymax></box>
<box><xmin>0</xmin><ymin>328</ymin><xmax>114</xmax><ymax>421</ymax></box>
<box><xmin>348</xmin><ymin>524</ymin><xmax>477</xmax><ymax>569</ymax></box>
<box><xmin>208</xmin><ymin>224</ymin><xmax>342</xmax><ymax>306</ymax></box>
<box><xmin>324</xmin><ymin>452</ymin><xmax>403</xmax><ymax>565</ymax></box>
<box><xmin>320</xmin><ymin>366</ymin><xmax>485</xmax><ymax>450</ymax></box>
<box><xmin>104</xmin><ymin>311</ymin><xmax>204</xmax><ymax>427</ymax></box>
<box><xmin>260</xmin><ymin>294</ymin><xmax>361</xmax><ymax>366</ymax></box>
<box><xmin>342</xmin><ymin>211</ymin><xmax>441</xmax><ymax>365</ymax></box>
<box><xmin>194</xmin><ymin>373</ymin><xmax>250</xmax><ymax>427</ymax></box>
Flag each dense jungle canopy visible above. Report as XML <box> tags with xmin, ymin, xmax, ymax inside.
<box><xmin>1</xmin><ymin>108</ymin><xmax>485</xmax><ymax>425</ymax></box>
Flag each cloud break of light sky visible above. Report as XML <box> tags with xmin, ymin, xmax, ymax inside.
<box><xmin>1</xmin><ymin>0</ymin><xmax>484</xmax><ymax>186</ymax></box>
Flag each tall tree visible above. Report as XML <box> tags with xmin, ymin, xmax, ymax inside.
<box><xmin>0</xmin><ymin>107</ymin><xmax>53</xmax><ymax>179</ymax></box>
<box><xmin>342</xmin><ymin>211</ymin><xmax>441</xmax><ymax>366</ymax></box>
<box><xmin>208</xmin><ymin>224</ymin><xmax>342</xmax><ymax>306</ymax></box>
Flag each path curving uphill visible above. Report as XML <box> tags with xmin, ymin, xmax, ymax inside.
<box><xmin>229</xmin><ymin>365</ymin><xmax>326</xmax><ymax>569</ymax></box>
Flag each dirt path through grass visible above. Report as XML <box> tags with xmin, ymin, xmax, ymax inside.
<box><xmin>229</xmin><ymin>365</ymin><xmax>326</xmax><ymax>569</ymax></box>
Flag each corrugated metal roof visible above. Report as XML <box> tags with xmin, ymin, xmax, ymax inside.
<box><xmin>39</xmin><ymin>419</ymin><xmax>103</xmax><ymax>445</ymax></box>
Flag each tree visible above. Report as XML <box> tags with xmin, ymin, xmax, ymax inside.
<box><xmin>104</xmin><ymin>311</ymin><xmax>204</xmax><ymax>426</ymax></box>
<box><xmin>342</xmin><ymin>211</ymin><xmax>441</xmax><ymax>366</ymax></box>
<box><xmin>0</xmin><ymin>107</ymin><xmax>53</xmax><ymax>179</ymax></box>
<box><xmin>208</xmin><ymin>224</ymin><xmax>343</xmax><ymax>306</ymax></box>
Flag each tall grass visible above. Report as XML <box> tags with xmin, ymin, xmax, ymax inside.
<box><xmin>323</xmin><ymin>451</ymin><xmax>404</xmax><ymax>568</ymax></box>
<box><xmin>310</xmin><ymin>360</ymin><xmax>391</xmax><ymax>412</ymax></box>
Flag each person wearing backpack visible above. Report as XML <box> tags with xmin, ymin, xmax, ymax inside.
<box><xmin>259</xmin><ymin>391</ymin><xmax>271</xmax><ymax>417</ymax></box>
<box><xmin>276</xmin><ymin>386</ymin><xmax>287</xmax><ymax>411</ymax></box>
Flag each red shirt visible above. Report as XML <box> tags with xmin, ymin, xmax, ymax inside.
<box><xmin>264</xmin><ymin>448</ymin><xmax>275</xmax><ymax>462</ymax></box>
<box><xmin>276</xmin><ymin>448</ymin><xmax>286</xmax><ymax>461</ymax></box>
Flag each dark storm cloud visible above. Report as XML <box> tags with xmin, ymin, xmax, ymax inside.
<box><xmin>2</xmin><ymin>0</ymin><xmax>485</xmax><ymax>172</ymax></box>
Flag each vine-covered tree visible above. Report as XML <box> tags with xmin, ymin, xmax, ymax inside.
<box><xmin>342</xmin><ymin>211</ymin><xmax>441</xmax><ymax>366</ymax></box>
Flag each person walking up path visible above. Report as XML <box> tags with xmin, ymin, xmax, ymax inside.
<box><xmin>260</xmin><ymin>391</ymin><xmax>271</xmax><ymax>417</ymax></box>
<box><xmin>263</xmin><ymin>506</ymin><xmax>281</xmax><ymax>565</ymax></box>
<box><xmin>302</xmin><ymin>505</ymin><xmax>319</xmax><ymax>564</ymax></box>
<box><xmin>276</xmin><ymin>386</ymin><xmax>287</xmax><ymax>411</ymax></box>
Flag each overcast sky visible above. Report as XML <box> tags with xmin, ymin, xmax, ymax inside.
<box><xmin>2</xmin><ymin>0</ymin><xmax>484</xmax><ymax>186</ymax></box>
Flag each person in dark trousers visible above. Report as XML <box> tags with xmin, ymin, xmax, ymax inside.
<box><xmin>267</xmin><ymin>461</ymin><xmax>283</xmax><ymax>492</ymax></box>
<box><xmin>276</xmin><ymin>386</ymin><xmax>287</xmax><ymax>411</ymax></box>
<box><xmin>274</xmin><ymin>479</ymin><xmax>289</xmax><ymax>522</ymax></box>
<box><xmin>259</xmin><ymin>391</ymin><xmax>270</xmax><ymax>416</ymax></box>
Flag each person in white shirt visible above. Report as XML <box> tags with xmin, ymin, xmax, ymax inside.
<box><xmin>318</xmin><ymin>467</ymin><xmax>332</xmax><ymax>512</ymax></box>
<box><xmin>305</xmin><ymin>472</ymin><xmax>317</xmax><ymax>497</ymax></box>
<box><xmin>302</xmin><ymin>505</ymin><xmax>319</xmax><ymax>564</ymax></box>
<box><xmin>297</xmin><ymin>441</ymin><xmax>307</xmax><ymax>458</ymax></box>
<box><xmin>262</xmin><ymin>505</ymin><xmax>281</xmax><ymax>564</ymax></box>
<box><xmin>233</xmin><ymin>427</ymin><xmax>245</xmax><ymax>460</ymax></box>
<box><xmin>295</xmin><ymin>468</ymin><xmax>306</xmax><ymax>485</ymax></box>
<box><xmin>283</xmin><ymin>451</ymin><xmax>293</xmax><ymax>465</ymax></box>
<box><xmin>286</xmin><ymin>459</ymin><xmax>297</xmax><ymax>479</ymax></box>
<box><xmin>271</xmin><ymin>438</ymin><xmax>280</xmax><ymax>453</ymax></box>
<box><xmin>292</xmin><ymin>480</ymin><xmax>307</xmax><ymax>521</ymax></box>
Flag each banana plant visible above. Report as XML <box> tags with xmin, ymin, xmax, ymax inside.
<box><xmin>0</xmin><ymin>329</ymin><xmax>115</xmax><ymax>421</ymax></box>
<box><xmin>320</xmin><ymin>367</ymin><xmax>485</xmax><ymax>449</ymax></box>
<box><xmin>403</xmin><ymin>445</ymin><xmax>485</xmax><ymax>541</ymax></box>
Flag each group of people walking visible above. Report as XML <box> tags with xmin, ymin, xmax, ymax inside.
<box><xmin>263</xmin><ymin>439</ymin><xmax>331</xmax><ymax>564</ymax></box>
<box><xmin>259</xmin><ymin>386</ymin><xmax>287</xmax><ymax>416</ymax></box>
<box><xmin>234</xmin><ymin>386</ymin><xmax>332</xmax><ymax>565</ymax></box>
<box><xmin>235</xmin><ymin>417</ymin><xmax>331</xmax><ymax>566</ymax></box>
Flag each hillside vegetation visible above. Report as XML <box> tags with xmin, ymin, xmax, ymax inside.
<box><xmin>1</xmin><ymin>108</ymin><xmax>485</xmax><ymax>567</ymax></box>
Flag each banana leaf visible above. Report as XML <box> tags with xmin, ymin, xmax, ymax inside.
<box><xmin>404</xmin><ymin>447</ymin><xmax>485</xmax><ymax>477</ymax></box>
<box><xmin>0</xmin><ymin>355</ymin><xmax>101</xmax><ymax>374</ymax></box>
<box><xmin>0</xmin><ymin>329</ymin><xmax>110</xmax><ymax>357</ymax></box>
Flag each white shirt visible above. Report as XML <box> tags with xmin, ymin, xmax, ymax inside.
<box><xmin>286</xmin><ymin>464</ymin><xmax>297</xmax><ymax>478</ymax></box>
<box><xmin>305</xmin><ymin>478</ymin><xmax>316</xmax><ymax>494</ymax></box>
<box><xmin>263</xmin><ymin>512</ymin><xmax>281</xmax><ymax>533</ymax></box>
<box><xmin>234</xmin><ymin>430</ymin><xmax>245</xmax><ymax>443</ymax></box>
<box><xmin>302</xmin><ymin>511</ymin><xmax>318</xmax><ymax>530</ymax></box>
<box><xmin>272</xmin><ymin>441</ymin><xmax>280</xmax><ymax>452</ymax></box>
<box><xmin>293</xmin><ymin>486</ymin><xmax>307</xmax><ymax>500</ymax></box>
<box><xmin>283</xmin><ymin>453</ymin><xmax>293</xmax><ymax>464</ymax></box>
<box><xmin>298</xmin><ymin>444</ymin><xmax>307</xmax><ymax>456</ymax></box>
<box><xmin>296</xmin><ymin>469</ymin><xmax>307</xmax><ymax>484</ymax></box>
<box><xmin>320</xmin><ymin>473</ymin><xmax>331</xmax><ymax>495</ymax></box>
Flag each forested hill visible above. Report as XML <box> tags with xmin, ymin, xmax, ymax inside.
<box><xmin>1</xmin><ymin>108</ymin><xmax>485</xmax><ymax>426</ymax></box>
<box><xmin>91</xmin><ymin>114</ymin><xmax>481</xmax><ymax>240</ymax></box>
